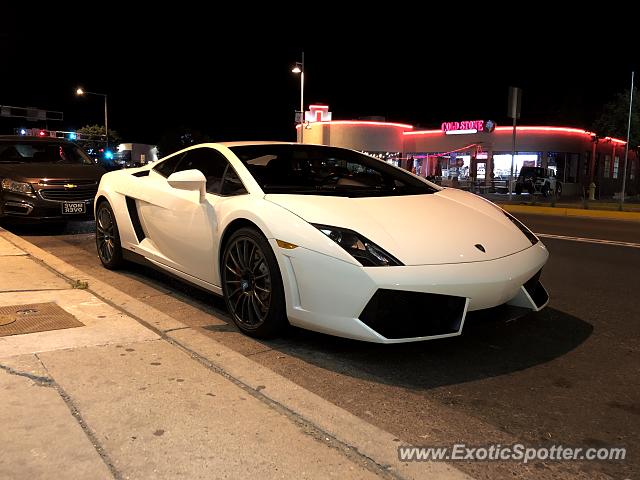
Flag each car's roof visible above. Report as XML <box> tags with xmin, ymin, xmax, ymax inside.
<box><xmin>0</xmin><ymin>135</ymin><xmax>73</xmax><ymax>144</ymax></box>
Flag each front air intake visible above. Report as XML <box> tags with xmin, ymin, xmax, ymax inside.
<box><xmin>523</xmin><ymin>269</ymin><xmax>548</xmax><ymax>308</ymax></box>
<box><xmin>359</xmin><ymin>289</ymin><xmax>466</xmax><ymax>339</ymax></box>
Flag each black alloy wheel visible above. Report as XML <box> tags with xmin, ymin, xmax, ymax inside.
<box><xmin>222</xmin><ymin>227</ymin><xmax>286</xmax><ymax>338</ymax></box>
<box><xmin>96</xmin><ymin>201</ymin><xmax>123</xmax><ymax>269</ymax></box>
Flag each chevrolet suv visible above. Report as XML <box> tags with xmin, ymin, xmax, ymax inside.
<box><xmin>0</xmin><ymin>136</ymin><xmax>105</xmax><ymax>223</ymax></box>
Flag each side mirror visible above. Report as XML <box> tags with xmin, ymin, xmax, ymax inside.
<box><xmin>167</xmin><ymin>169</ymin><xmax>206</xmax><ymax>202</ymax></box>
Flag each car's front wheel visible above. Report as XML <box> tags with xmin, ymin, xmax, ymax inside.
<box><xmin>221</xmin><ymin>227</ymin><xmax>287</xmax><ymax>338</ymax></box>
<box><xmin>96</xmin><ymin>201</ymin><xmax>124</xmax><ymax>270</ymax></box>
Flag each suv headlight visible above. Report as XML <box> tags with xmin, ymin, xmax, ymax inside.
<box><xmin>1</xmin><ymin>178</ymin><xmax>34</xmax><ymax>195</ymax></box>
<box><xmin>312</xmin><ymin>224</ymin><xmax>403</xmax><ymax>267</ymax></box>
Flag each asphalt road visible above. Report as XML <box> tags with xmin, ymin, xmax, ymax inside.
<box><xmin>6</xmin><ymin>213</ymin><xmax>640</xmax><ymax>480</ymax></box>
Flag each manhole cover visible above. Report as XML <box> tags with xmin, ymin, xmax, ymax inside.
<box><xmin>0</xmin><ymin>302</ymin><xmax>84</xmax><ymax>337</ymax></box>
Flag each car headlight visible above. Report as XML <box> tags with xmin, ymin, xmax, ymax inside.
<box><xmin>1</xmin><ymin>178</ymin><xmax>34</xmax><ymax>195</ymax></box>
<box><xmin>503</xmin><ymin>211</ymin><xmax>539</xmax><ymax>245</ymax></box>
<box><xmin>312</xmin><ymin>224</ymin><xmax>403</xmax><ymax>267</ymax></box>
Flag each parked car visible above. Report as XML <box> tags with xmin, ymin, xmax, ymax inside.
<box><xmin>94</xmin><ymin>142</ymin><xmax>549</xmax><ymax>343</ymax></box>
<box><xmin>0</xmin><ymin>136</ymin><xmax>105</xmax><ymax>224</ymax></box>
<box><xmin>515</xmin><ymin>166</ymin><xmax>562</xmax><ymax>197</ymax></box>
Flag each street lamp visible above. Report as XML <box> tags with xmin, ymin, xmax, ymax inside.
<box><xmin>75</xmin><ymin>87</ymin><xmax>109</xmax><ymax>150</ymax></box>
<box><xmin>291</xmin><ymin>52</ymin><xmax>304</xmax><ymax>143</ymax></box>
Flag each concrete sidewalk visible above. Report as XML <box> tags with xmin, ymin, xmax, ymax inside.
<box><xmin>0</xmin><ymin>229</ymin><xmax>469</xmax><ymax>480</ymax></box>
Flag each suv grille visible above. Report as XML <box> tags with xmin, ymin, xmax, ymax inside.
<box><xmin>39</xmin><ymin>187</ymin><xmax>97</xmax><ymax>201</ymax></box>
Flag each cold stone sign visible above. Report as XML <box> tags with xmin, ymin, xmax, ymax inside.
<box><xmin>441</xmin><ymin>120</ymin><xmax>496</xmax><ymax>135</ymax></box>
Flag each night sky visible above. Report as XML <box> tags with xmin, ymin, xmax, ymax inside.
<box><xmin>2</xmin><ymin>9</ymin><xmax>637</xmax><ymax>148</ymax></box>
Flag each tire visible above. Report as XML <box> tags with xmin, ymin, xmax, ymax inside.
<box><xmin>556</xmin><ymin>183</ymin><xmax>562</xmax><ymax>198</ymax></box>
<box><xmin>95</xmin><ymin>201</ymin><xmax>124</xmax><ymax>270</ymax></box>
<box><xmin>221</xmin><ymin>227</ymin><xmax>287</xmax><ymax>338</ymax></box>
<box><xmin>515</xmin><ymin>184</ymin><xmax>522</xmax><ymax>195</ymax></box>
<box><xmin>527</xmin><ymin>184</ymin><xmax>534</xmax><ymax>195</ymax></box>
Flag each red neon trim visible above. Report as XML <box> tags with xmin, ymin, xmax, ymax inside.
<box><xmin>405</xmin><ymin>125</ymin><xmax>627</xmax><ymax>144</ymax></box>
<box><xmin>296</xmin><ymin>120</ymin><xmax>414</xmax><ymax>129</ymax></box>
<box><xmin>403</xmin><ymin>129</ymin><xmax>442</xmax><ymax>135</ymax></box>
<box><xmin>495</xmin><ymin>126</ymin><xmax>591</xmax><ymax>134</ymax></box>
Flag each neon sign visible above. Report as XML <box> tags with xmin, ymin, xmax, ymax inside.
<box><xmin>440</xmin><ymin>120</ymin><xmax>496</xmax><ymax>135</ymax></box>
<box><xmin>441</xmin><ymin>120</ymin><xmax>485</xmax><ymax>134</ymax></box>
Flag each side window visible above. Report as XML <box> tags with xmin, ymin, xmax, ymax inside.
<box><xmin>174</xmin><ymin>148</ymin><xmax>228</xmax><ymax>194</ymax></box>
<box><xmin>220</xmin><ymin>166</ymin><xmax>248</xmax><ymax>196</ymax></box>
<box><xmin>153</xmin><ymin>152</ymin><xmax>186</xmax><ymax>177</ymax></box>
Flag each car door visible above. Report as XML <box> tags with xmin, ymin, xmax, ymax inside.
<box><xmin>135</xmin><ymin>146</ymin><xmax>232</xmax><ymax>285</ymax></box>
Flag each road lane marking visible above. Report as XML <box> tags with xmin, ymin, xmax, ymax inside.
<box><xmin>536</xmin><ymin>233</ymin><xmax>640</xmax><ymax>249</ymax></box>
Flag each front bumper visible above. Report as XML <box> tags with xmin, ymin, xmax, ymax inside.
<box><xmin>273</xmin><ymin>240</ymin><xmax>549</xmax><ymax>343</ymax></box>
<box><xmin>0</xmin><ymin>192</ymin><xmax>95</xmax><ymax>222</ymax></box>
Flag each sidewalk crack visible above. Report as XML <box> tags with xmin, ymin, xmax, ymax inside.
<box><xmin>34</xmin><ymin>353</ymin><xmax>123</xmax><ymax>480</ymax></box>
<box><xmin>0</xmin><ymin>363</ymin><xmax>54</xmax><ymax>386</ymax></box>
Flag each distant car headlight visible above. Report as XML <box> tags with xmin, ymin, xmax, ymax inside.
<box><xmin>1</xmin><ymin>178</ymin><xmax>34</xmax><ymax>195</ymax></box>
<box><xmin>503</xmin><ymin>210</ymin><xmax>539</xmax><ymax>245</ymax></box>
<box><xmin>312</xmin><ymin>224</ymin><xmax>403</xmax><ymax>267</ymax></box>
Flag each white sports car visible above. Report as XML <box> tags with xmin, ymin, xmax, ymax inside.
<box><xmin>94</xmin><ymin>142</ymin><xmax>549</xmax><ymax>343</ymax></box>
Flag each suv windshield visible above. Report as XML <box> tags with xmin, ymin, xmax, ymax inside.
<box><xmin>229</xmin><ymin>144</ymin><xmax>438</xmax><ymax>197</ymax></box>
<box><xmin>519</xmin><ymin>167</ymin><xmax>546</xmax><ymax>178</ymax></box>
<box><xmin>0</xmin><ymin>141</ymin><xmax>93</xmax><ymax>165</ymax></box>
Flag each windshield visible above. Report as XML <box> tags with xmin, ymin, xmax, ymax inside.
<box><xmin>229</xmin><ymin>145</ymin><xmax>439</xmax><ymax>197</ymax></box>
<box><xmin>519</xmin><ymin>167</ymin><xmax>546</xmax><ymax>178</ymax></box>
<box><xmin>0</xmin><ymin>142</ymin><xmax>94</xmax><ymax>165</ymax></box>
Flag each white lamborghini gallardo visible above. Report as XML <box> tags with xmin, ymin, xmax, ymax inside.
<box><xmin>94</xmin><ymin>142</ymin><xmax>549</xmax><ymax>343</ymax></box>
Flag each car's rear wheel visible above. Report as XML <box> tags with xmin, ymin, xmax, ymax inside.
<box><xmin>96</xmin><ymin>201</ymin><xmax>124</xmax><ymax>270</ymax></box>
<box><xmin>221</xmin><ymin>227</ymin><xmax>287</xmax><ymax>338</ymax></box>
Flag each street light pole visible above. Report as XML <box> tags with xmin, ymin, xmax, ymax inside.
<box><xmin>292</xmin><ymin>52</ymin><xmax>305</xmax><ymax>143</ymax></box>
<box><xmin>104</xmin><ymin>93</ymin><xmax>109</xmax><ymax>151</ymax></box>
<box><xmin>620</xmin><ymin>71</ymin><xmax>634</xmax><ymax>209</ymax></box>
<box><xmin>300</xmin><ymin>51</ymin><xmax>305</xmax><ymax>144</ymax></box>
<box><xmin>76</xmin><ymin>87</ymin><xmax>109</xmax><ymax>150</ymax></box>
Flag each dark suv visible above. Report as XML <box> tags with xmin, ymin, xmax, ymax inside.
<box><xmin>515</xmin><ymin>166</ymin><xmax>562</xmax><ymax>197</ymax></box>
<box><xmin>0</xmin><ymin>136</ymin><xmax>105</xmax><ymax>223</ymax></box>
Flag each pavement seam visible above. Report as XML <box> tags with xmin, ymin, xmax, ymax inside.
<box><xmin>162</xmin><ymin>326</ymin><xmax>192</xmax><ymax>333</ymax></box>
<box><xmin>0</xmin><ymin>288</ymin><xmax>72</xmax><ymax>293</ymax></box>
<box><xmin>0</xmin><ymin>362</ymin><xmax>53</xmax><ymax>386</ymax></box>
<box><xmin>33</xmin><ymin>353</ymin><xmax>123</xmax><ymax>480</ymax></box>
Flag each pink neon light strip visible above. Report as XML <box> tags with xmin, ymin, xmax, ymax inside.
<box><xmin>403</xmin><ymin>129</ymin><xmax>441</xmax><ymax>135</ymax></box>
<box><xmin>404</xmin><ymin>125</ymin><xmax>627</xmax><ymax>144</ymax></box>
<box><xmin>296</xmin><ymin>120</ymin><xmax>414</xmax><ymax>129</ymax></box>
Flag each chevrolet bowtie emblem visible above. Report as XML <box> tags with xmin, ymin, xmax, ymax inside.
<box><xmin>64</xmin><ymin>184</ymin><xmax>77</xmax><ymax>189</ymax></box>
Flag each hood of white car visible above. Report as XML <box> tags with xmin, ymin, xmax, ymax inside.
<box><xmin>265</xmin><ymin>188</ymin><xmax>533</xmax><ymax>265</ymax></box>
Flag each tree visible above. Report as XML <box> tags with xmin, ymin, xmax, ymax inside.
<box><xmin>76</xmin><ymin>124</ymin><xmax>121</xmax><ymax>152</ymax></box>
<box><xmin>156</xmin><ymin>127</ymin><xmax>212</xmax><ymax>158</ymax></box>
<box><xmin>592</xmin><ymin>87</ymin><xmax>639</xmax><ymax>146</ymax></box>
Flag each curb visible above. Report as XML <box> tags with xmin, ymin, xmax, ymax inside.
<box><xmin>0</xmin><ymin>227</ymin><xmax>472</xmax><ymax>480</ymax></box>
<box><xmin>499</xmin><ymin>204</ymin><xmax>640</xmax><ymax>222</ymax></box>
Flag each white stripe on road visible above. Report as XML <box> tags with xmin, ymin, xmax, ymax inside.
<box><xmin>536</xmin><ymin>233</ymin><xmax>640</xmax><ymax>249</ymax></box>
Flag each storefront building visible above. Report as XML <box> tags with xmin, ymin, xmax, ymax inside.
<box><xmin>298</xmin><ymin>109</ymin><xmax>638</xmax><ymax>197</ymax></box>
